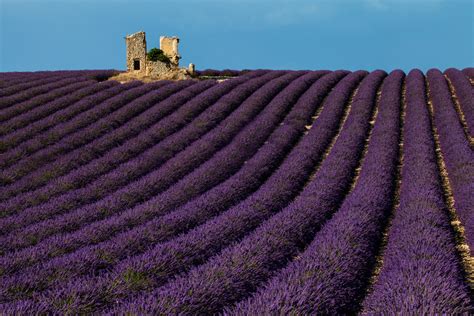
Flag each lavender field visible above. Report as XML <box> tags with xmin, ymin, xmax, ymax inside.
<box><xmin>0</xmin><ymin>68</ymin><xmax>472</xmax><ymax>314</ymax></box>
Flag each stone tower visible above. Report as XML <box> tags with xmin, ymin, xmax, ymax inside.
<box><xmin>125</xmin><ymin>31</ymin><xmax>147</xmax><ymax>73</ymax></box>
<box><xmin>160</xmin><ymin>36</ymin><xmax>181</xmax><ymax>67</ymax></box>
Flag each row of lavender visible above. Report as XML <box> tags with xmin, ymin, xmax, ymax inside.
<box><xmin>0</xmin><ymin>71</ymin><xmax>314</xmax><ymax>281</ymax></box>
<box><xmin>0</xmin><ymin>67</ymin><xmax>358</xmax><ymax>312</ymax></box>
<box><xmin>0</xmin><ymin>68</ymin><xmax>472</xmax><ymax>313</ymax></box>
<box><xmin>0</xmin><ymin>69</ymin><xmax>356</xmax><ymax>311</ymax></box>
<box><xmin>119</xmin><ymin>70</ymin><xmax>472</xmax><ymax>314</ymax></box>
<box><xmin>1</xmin><ymin>68</ymin><xmax>470</xmax><ymax>198</ymax></box>
<box><xmin>0</xmin><ymin>70</ymin><xmax>118</xmax><ymax>102</ymax></box>
<box><xmin>0</xmin><ymin>76</ymin><xmax>270</xmax><ymax>205</ymax></box>
<box><xmin>195</xmin><ymin>69</ymin><xmax>247</xmax><ymax>77</ymax></box>
<box><xmin>234</xmin><ymin>69</ymin><xmax>473</xmax><ymax>314</ymax></box>
<box><xmin>0</xmin><ymin>71</ymin><xmax>269</xmax><ymax>198</ymax></box>
<box><xmin>0</xmin><ymin>71</ymin><xmax>297</xmax><ymax>251</ymax></box>
<box><xmin>0</xmin><ymin>74</ymin><xmax>312</xmax><ymax>270</ymax></box>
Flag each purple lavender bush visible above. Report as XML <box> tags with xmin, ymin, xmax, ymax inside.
<box><xmin>428</xmin><ymin>69</ymin><xmax>474</xmax><ymax>254</ymax></box>
<box><xmin>231</xmin><ymin>69</ymin><xmax>404</xmax><ymax>314</ymax></box>
<box><xmin>0</xmin><ymin>68</ymin><xmax>471</xmax><ymax>314</ymax></box>
<box><xmin>361</xmin><ymin>69</ymin><xmax>472</xmax><ymax>313</ymax></box>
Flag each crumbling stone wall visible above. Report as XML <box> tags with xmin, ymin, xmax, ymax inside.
<box><xmin>160</xmin><ymin>36</ymin><xmax>181</xmax><ymax>67</ymax></box>
<box><xmin>125</xmin><ymin>31</ymin><xmax>147</xmax><ymax>74</ymax></box>
<box><xmin>146</xmin><ymin>60</ymin><xmax>171</xmax><ymax>76</ymax></box>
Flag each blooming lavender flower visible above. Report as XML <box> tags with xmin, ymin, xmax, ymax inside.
<box><xmin>105</xmin><ymin>70</ymin><xmax>386</xmax><ymax>315</ymax></box>
<box><xmin>0</xmin><ymin>69</ymin><xmax>470</xmax><ymax>314</ymax></box>
<box><xmin>428</xmin><ymin>69</ymin><xmax>474</xmax><ymax>254</ymax></box>
<box><xmin>361</xmin><ymin>69</ymin><xmax>473</xmax><ymax>313</ymax></box>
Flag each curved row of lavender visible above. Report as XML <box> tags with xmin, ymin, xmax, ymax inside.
<box><xmin>0</xmin><ymin>71</ymin><xmax>272</xmax><ymax>212</ymax></box>
<box><xmin>3</xmin><ymin>72</ymin><xmax>345</xmax><ymax>278</ymax></box>
<box><xmin>0</xmin><ymin>78</ymin><xmax>95</xmax><ymax>125</ymax></box>
<box><xmin>234</xmin><ymin>69</ymin><xmax>473</xmax><ymax>314</ymax></box>
<box><xmin>0</xmin><ymin>71</ymin><xmax>300</xmax><ymax>249</ymax></box>
<box><xmin>0</xmin><ymin>70</ymin><xmax>303</xmax><ymax>286</ymax></box>
<box><xmin>0</xmin><ymin>71</ymin><xmax>302</xmax><ymax>274</ymax></box>
<box><xmin>111</xmin><ymin>69</ymin><xmax>386</xmax><ymax>315</ymax></box>
<box><xmin>361</xmin><ymin>70</ymin><xmax>473</xmax><ymax>313</ymax></box>
<box><xmin>0</xmin><ymin>68</ymin><xmax>472</xmax><ymax>314</ymax></box>
<box><xmin>0</xmin><ymin>80</ymin><xmax>141</xmax><ymax>165</ymax></box>
<box><xmin>444</xmin><ymin>68</ymin><xmax>474</xmax><ymax>138</ymax></box>
<box><xmin>195</xmin><ymin>69</ymin><xmax>247</xmax><ymax>77</ymax></box>
<box><xmin>0</xmin><ymin>81</ymin><xmax>135</xmax><ymax>155</ymax></box>
<box><xmin>428</xmin><ymin>69</ymin><xmax>474</xmax><ymax>254</ymax></box>
<box><xmin>0</xmin><ymin>70</ymin><xmax>118</xmax><ymax>110</ymax></box>
<box><xmin>0</xmin><ymin>74</ymin><xmax>275</xmax><ymax>215</ymax></box>
<box><xmin>0</xmin><ymin>80</ymin><xmax>176</xmax><ymax>184</ymax></box>
<box><xmin>0</xmin><ymin>81</ymin><xmax>204</xmax><ymax>208</ymax></box>
<box><xmin>231</xmin><ymin>69</ymin><xmax>404</xmax><ymax>314</ymax></box>
<box><xmin>1</xmin><ymin>70</ymin><xmax>353</xmax><ymax>313</ymax></box>
<box><xmin>461</xmin><ymin>67</ymin><xmax>474</xmax><ymax>81</ymax></box>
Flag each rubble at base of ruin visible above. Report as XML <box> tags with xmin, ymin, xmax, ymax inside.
<box><xmin>111</xmin><ymin>67</ymin><xmax>193</xmax><ymax>83</ymax></box>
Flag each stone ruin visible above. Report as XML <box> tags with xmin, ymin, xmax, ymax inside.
<box><xmin>119</xmin><ymin>31</ymin><xmax>195</xmax><ymax>81</ymax></box>
<box><xmin>159</xmin><ymin>36</ymin><xmax>181</xmax><ymax>66</ymax></box>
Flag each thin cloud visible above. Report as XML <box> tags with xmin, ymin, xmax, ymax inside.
<box><xmin>263</xmin><ymin>3</ymin><xmax>320</xmax><ymax>26</ymax></box>
<box><xmin>153</xmin><ymin>0</ymin><xmax>323</xmax><ymax>30</ymax></box>
<box><xmin>364</xmin><ymin>0</ymin><xmax>446</xmax><ymax>10</ymax></box>
<box><xmin>365</xmin><ymin>0</ymin><xmax>389</xmax><ymax>10</ymax></box>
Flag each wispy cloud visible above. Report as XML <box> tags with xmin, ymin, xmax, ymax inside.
<box><xmin>262</xmin><ymin>3</ymin><xmax>320</xmax><ymax>26</ymax></box>
<box><xmin>153</xmin><ymin>0</ymin><xmax>324</xmax><ymax>30</ymax></box>
<box><xmin>363</xmin><ymin>0</ymin><xmax>446</xmax><ymax>10</ymax></box>
<box><xmin>364</xmin><ymin>0</ymin><xmax>389</xmax><ymax>10</ymax></box>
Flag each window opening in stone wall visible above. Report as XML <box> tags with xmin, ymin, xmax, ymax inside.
<box><xmin>133</xmin><ymin>59</ymin><xmax>140</xmax><ymax>70</ymax></box>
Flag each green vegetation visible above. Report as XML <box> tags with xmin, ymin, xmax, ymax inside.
<box><xmin>147</xmin><ymin>48</ymin><xmax>170</xmax><ymax>64</ymax></box>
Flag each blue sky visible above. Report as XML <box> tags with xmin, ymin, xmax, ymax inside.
<box><xmin>1</xmin><ymin>0</ymin><xmax>472</xmax><ymax>72</ymax></box>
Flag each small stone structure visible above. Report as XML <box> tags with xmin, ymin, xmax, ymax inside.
<box><xmin>188</xmin><ymin>63</ymin><xmax>195</xmax><ymax>76</ymax></box>
<box><xmin>120</xmin><ymin>31</ymin><xmax>194</xmax><ymax>81</ymax></box>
